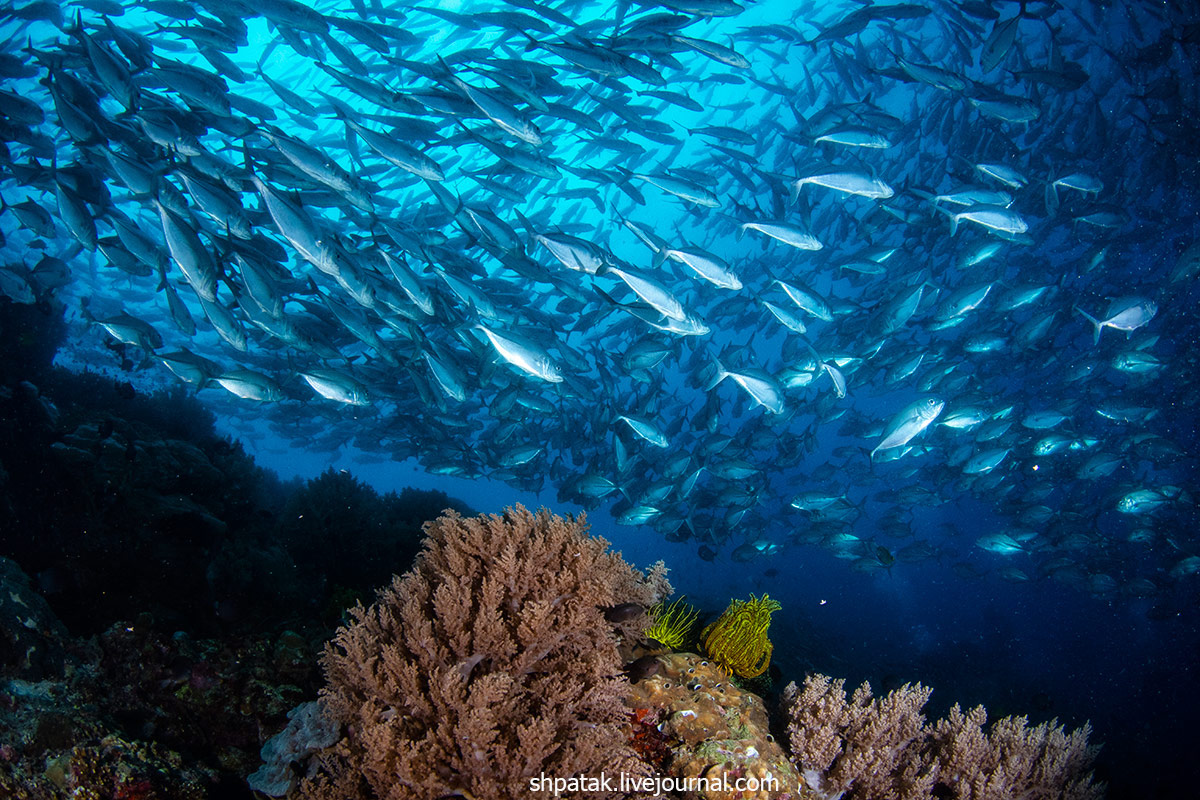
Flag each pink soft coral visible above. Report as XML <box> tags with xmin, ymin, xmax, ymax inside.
<box><xmin>297</xmin><ymin>505</ymin><xmax>669</xmax><ymax>800</ymax></box>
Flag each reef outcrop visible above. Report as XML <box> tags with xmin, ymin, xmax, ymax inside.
<box><xmin>628</xmin><ymin>652</ymin><xmax>802</xmax><ymax>799</ymax></box>
<box><xmin>282</xmin><ymin>508</ymin><xmax>1102</xmax><ymax>800</ymax></box>
<box><xmin>296</xmin><ymin>505</ymin><xmax>671</xmax><ymax>800</ymax></box>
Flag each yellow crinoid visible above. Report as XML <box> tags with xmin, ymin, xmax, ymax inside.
<box><xmin>644</xmin><ymin>596</ymin><xmax>699</xmax><ymax>650</ymax></box>
<box><xmin>700</xmin><ymin>593</ymin><xmax>782</xmax><ymax>679</ymax></box>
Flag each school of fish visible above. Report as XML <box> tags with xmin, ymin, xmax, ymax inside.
<box><xmin>1</xmin><ymin>0</ymin><xmax>1198</xmax><ymax>598</ymax></box>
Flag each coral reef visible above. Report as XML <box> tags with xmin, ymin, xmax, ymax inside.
<box><xmin>1</xmin><ymin>724</ymin><xmax>210</xmax><ymax>800</ymax></box>
<box><xmin>782</xmin><ymin>675</ymin><xmax>934</xmax><ymax>799</ymax></box>
<box><xmin>0</xmin><ymin>559</ymin><xmax>228</xmax><ymax>799</ymax></box>
<box><xmin>0</xmin><ymin>364</ymin><xmax>289</xmax><ymax>633</ymax></box>
<box><xmin>84</xmin><ymin>620</ymin><xmax>323</xmax><ymax>779</ymax></box>
<box><xmin>701</xmin><ymin>594</ymin><xmax>782</xmax><ymax>679</ymax></box>
<box><xmin>629</xmin><ymin>652</ymin><xmax>803</xmax><ymax>800</ymax></box>
<box><xmin>781</xmin><ymin>674</ymin><xmax>1103</xmax><ymax>800</ymax></box>
<box><xmin>296</xmin><ymin>506</ymin><xmax>670</xmax><ymax>800</ymax></box>
<box><xmin>0</xmin><ymin>556</ymin><xmax>69</xmax><ymax>680</ymax></box>
<box><xmin>0</xmin><ymin>567</ymin><xmax>324</xmax><ymax>799</ymax></box>
<box><xmin>0</xmin><ymin>298</ymin><xmax>1109</xmax><ymax>800</ymax></box>
<box><xmin>249</xmin><ymin>701</ymin><xmax>341</xmax><ymax>797</ymax></box>
<box><xmin>279</xmin><ymin>468</ymin><xmax>471</xmax><ymax>598</ymax></box>
<box><xmin>928</xmin><ymin>703</ymin><xmax>1103</xmax><ymax>800</ymax></box>
<box><xmin>0</xmin><ymin>315</ymin><xmax>439</xmax><ymax>636</ymax></box>
<box><xmin>0</xmin><ymin>298</ymin><xmax>488</xmax><ymax>798</ymax></box>
<box><xmin>0</xmin><ymin>297</ymin><xmax>66</xmax><ymax>385</ymax></box>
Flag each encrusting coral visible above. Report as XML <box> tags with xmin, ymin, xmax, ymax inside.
<box><xmin>295</xmin><ymin>505</ymin><xmax>670</xmax><ymax>800</ymax></box>
<box><xmin>628</xmin><ymin>652</ymin><xmax>803</xmax><ymax>800</ymax></box>
<box><xmin>701</xmin><ymin>594</ymin><xmax>782</xmax><ymax>679</ymax></box>
<box><xmin>781</xmin><ymin>674</ymin><xmax>1104</xmax><ymax>800</ymax></box>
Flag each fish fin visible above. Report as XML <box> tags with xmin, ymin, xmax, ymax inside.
<box><xmin>1045</xmin><ymin>181</ymin><xmax>1060</xmax><ymax>215</ymax></box>
<box><xmin>822</xmin><ymin>363</ymin><xmax>847</xmax><ymax>399</ymax></box>
<box><xmin>513</xmin><ymin>208</ymin><xmax>533</xmax><ymax>235</ymax></box>
<box><xmin>703</xmin><ymin>357</ymin><xmax>729</xmax><ymax>392</ymax></box>
<box><xmin>1074</xmin><ymin>306</ymin><xmax>1102</xmax><ymax>344</ymax></box>
<box><xmin>434</xmin><ymin>54</ymin><xmax>458</xmax><ymax>85</ymax></box>
<box><xmin>593</xmin><ymin>286</ymin><xmax>619</xmax><ymax>306</ymax></box>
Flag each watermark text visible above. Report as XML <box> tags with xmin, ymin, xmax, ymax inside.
<box><xmin>529</xmin><ymin>771</ymin><xmax>779</xmax><ymax>795</ymax></box>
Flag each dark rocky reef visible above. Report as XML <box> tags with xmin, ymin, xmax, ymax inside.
<box><xmin>0</xmin><ymin>298</ymin><xmax>470</xmax><ymax>797</ymax></box>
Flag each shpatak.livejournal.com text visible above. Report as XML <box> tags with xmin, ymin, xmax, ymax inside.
<box><xmin>529</xmin><ymin>771</ymin><xmax>782</xmax><ymax>795</ymax></box>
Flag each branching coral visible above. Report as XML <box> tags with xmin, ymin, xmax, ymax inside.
<box><xmin>644</xmin><ymin>595</ymin><xmax>698</xmax><ymax>650</ymax></box>
<box><xmin>296</xmin><ymin>505</ymin><xmax>668</xmax><ymax>800</ymax></box>
<box><xmin>928</xmin><ymin>703</ymin><xmax>1103</xmax><ymax>800</ymax></box>
<box><xmin>781</xmin><ymin>674</ymin><xmax>1104</xmax><ymax>800</ymax></box>
<box><xmin>700</xmin><ymin>593</ymin><xmax>781</xmax><ymax>678</ymax></box>
<box><xmin>782</xmin><ymin>675</ymin><xmax>935</xmax><ymax>799</ymax></box>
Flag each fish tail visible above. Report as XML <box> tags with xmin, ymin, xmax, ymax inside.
<box><xmin>593</xmin><ymin>285</ymin><xmax>618</xmax><ymax>306</ymax></box>
<box><xmin>931</xmin><ymin>202</ymin><xmax>954</xmax><ymax>233</ymax></box>
<box><xmin>65</xmin><ymin>9</ymin><xmax>84</xmax><ymax>36</ymax></box>
<box><xmin>1074</xmin><ymin>306</ymin><xmax>1102</xmax><ymax>344</ymax></box>
<box><xmin>1045</xmin><ymin>181</ymin><xmax>1060</xmax><ymax>215</ymax></box>
<box><xmin>514</xmin><ymin>209</ymin><xmax>533</xmax><ymax>235</ymax></box>
<box><xmin>704</xmin><ymin>357</ymin><xmax>729</xmax><ymax>392</ymax></box>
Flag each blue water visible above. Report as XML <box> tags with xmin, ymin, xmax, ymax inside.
<box><xmin>2</xmin><ymin>0</ymin><xmax>1199</xmax><ymax>795</ymax></box>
